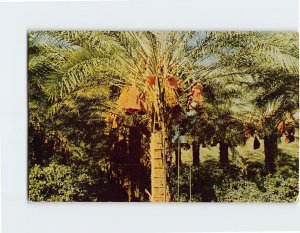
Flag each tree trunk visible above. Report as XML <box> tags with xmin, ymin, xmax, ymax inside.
<box><xmin>127</xmin><ymin>126</ymin><xmax>145</xmax><ymax>201</ymax></box>
<box><xmin>192</xmin><ymin>141</ymin><xmax>200</xmax><ymax>166</ymax></box>
<box><xmin>128</xmin><ymin>126</ymin><xmax>142</xmax><ymax>163</ymax></box>
<box><xmin>150</xmin><ymin>131</ymin><xmax>171</xmax><ymax>202</ymax></box>
<box><xmin>219</xmin><ymin>141</ymin><xmax>229</xmax><ymax>167</ymax></box>
<box><xmin>110</xmin><ymin>126</ymin><xmax>146</xmax><ymax>202</ymax></box>
<box><xmin>175</xmin><ymin>147</ymin><xmax>181</xmax><ymax>166</ymax></box>
<box><xmin>264</xmin><ymin>133</ymin><xmax>278</xmax><ymax>173</ymax></box>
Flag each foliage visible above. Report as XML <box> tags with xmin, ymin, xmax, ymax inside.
<box><xmin>214</xmin><ymin>171</ymin><xmax>298</xmax><ymax>203</ymax></box>
<box><xmin>169</xmin><ymin>161</ymin><xmax>298</xmax><ymax>202</ymax></box>
<box><xmin>29</xmin><ymin>162</ymin><xmax>96</xmax><ymax>201</ymax></box>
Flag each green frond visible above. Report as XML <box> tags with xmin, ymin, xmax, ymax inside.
<box><xmin>28</xmin><ymin>31</ymin><xmax>76</xmax><ymax>51</ymax></box>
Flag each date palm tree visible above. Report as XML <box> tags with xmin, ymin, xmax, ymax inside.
<box><xmin>242</xmin><ymin>33</ymin><xmax>298</xmax><ymax>173</ymax></box>
<box><xmin>200</xmin><ymin>32</ymin><xmax>299</xmax><ymax>172</ymax></box>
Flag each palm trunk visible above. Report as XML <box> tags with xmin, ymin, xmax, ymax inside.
<box><xmin>150</xmin><ymin>131</ymin><xmax>170</xmax><ymax>202</ymax></box>
<box><xmin>127</xmin><ymin>126</ymin><xmax>144</xmax><ymax>201</ymax></box>
<box><xmin>175</xmin><ymin>147</ymin><xmax>181</xmax><ymax>166</ymax></box>
<box><xmin>192</xmin><ymin>141</ymin><xmax>200</xmax><ymax>166</ymax></box>
<box><xmin>128</xmin><ymin>126</ymin><xmax>142</xmax><ymax>163</ymax></box>
<box><xmin>264</xmin><ymin>133</ymin><xmax>278</xmax><ymax>173</ymax></box>
<box><xmin>219</xmin><ymin>141</ymin><xmax>229</xmax><ymax>167</ymax></box>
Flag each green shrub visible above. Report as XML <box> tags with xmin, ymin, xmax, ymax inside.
<box><xmin>214</xmin><ymin>172</ymin><xmax>298</xmax><ymax>202</ymax></box>
<box><xmin>29</xmin><ymin>162</ymin><xmax>95</xmax><ymax>201</ymax></box>
<box><xmin>214</xmin><ymin>178</ymin><xmax>264</xmax><ymax>202</ymax></box>
<box><xmin>263</xmin><ymin>173</ymin><xmax>298</xmax><ymax>202</ymax></box>
<box><xmin>170</xmin><ymin>162</ymin><xmax>299</xmax><ymax>203</ymax></box>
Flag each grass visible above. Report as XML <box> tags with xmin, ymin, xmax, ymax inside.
<box><xmin>179</xmin><ymin>134</ymin><xmax>299</xmax><ymax>165</ymax></box>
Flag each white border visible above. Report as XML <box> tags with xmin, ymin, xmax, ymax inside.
<box><xmin>0</xmin><ymin>1</ymin><xmax>299</xmax><ymax>233</ymax></box>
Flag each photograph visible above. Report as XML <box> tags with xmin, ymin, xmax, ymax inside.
<box><xmin>28</xmin><ymin>31</ymin><xmax>299</xmax><ymax>202</ymax></box>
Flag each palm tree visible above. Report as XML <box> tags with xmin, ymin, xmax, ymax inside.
<box><xmin>242</xmin><ymin>33</ymin><xmax>298</xmax><ymax>173</ymax></box>
<box><xmin>201</xmin><ymin>32</ymin><xmax>299</xmax><ymax>172</ymax></box>
<box><xmin>108</xmin><ymin>32</ymin><xmax>199</xmax><ymax>202</ymax></box>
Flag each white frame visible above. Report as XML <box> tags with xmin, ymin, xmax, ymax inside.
<box><xmin>0</xmin><ymin>0</ymin><xmax>299</xmax><ymax>232</ymax></box>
